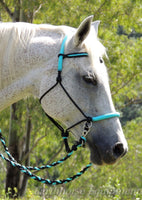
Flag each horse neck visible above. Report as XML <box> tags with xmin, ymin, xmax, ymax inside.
<box><xmin>0</xmin><ymin>24</ymin><xmax>65</xmax><ymax>111</ymax></box>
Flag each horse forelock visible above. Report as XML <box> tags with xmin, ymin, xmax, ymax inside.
<box><xmin>82</xmin><ymin>27</ymin><xmax>109</xmax><ymax>82</ymax></box>
<box><xmin>84</xmin><ymin>27</ymin><xmax>107</xmax><ymax>65</ymax></box>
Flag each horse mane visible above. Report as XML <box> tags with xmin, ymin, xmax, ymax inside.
<box><xmin>0</xmin><ymin>22</ymin><xmax>38</xmax><ymax>47</ymax></box>
<box><xmin>0</xmin><ymin>21</ymin><xmax>106</xmax><ymax>75</ymax></box>
<box><xmin>0</xmin><ymin>21</ymin><xmax>106</xmax><ymax>55</ymax></box>
<box><xmin>0</xmin><ymin>22</ymin><xmax>73</xmax><ymax>54</ymax></box>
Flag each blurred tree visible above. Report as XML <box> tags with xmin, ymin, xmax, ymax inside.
<box><xmin>0</xmin><ymin>0</ymin><xmax>42</xmax><ymax>197</ymax></box>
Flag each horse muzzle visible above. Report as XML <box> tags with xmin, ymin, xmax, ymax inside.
<box><xmin>88</xmin><ymin>141</ymin><xmax>128</xmax><ymax>165</ymax></box>
<box><xmin>86</xmin><ymin>125</ymin><xmax>128</xmax><ymax>165</ymax></box>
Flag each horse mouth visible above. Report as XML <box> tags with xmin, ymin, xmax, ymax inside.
<box><xmin>90</xmin><ymin>149</ymin><xmax>117</xmax><ymax>165</ymax></box>
<box><xmin>89</xmin><ymin>145</ymin><xmax>105</xmax><ymax>165</ymax></box>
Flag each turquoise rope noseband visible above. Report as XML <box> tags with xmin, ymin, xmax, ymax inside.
<box><xmin>92</xmin><ymin>112</ymin><xmax>120</xmax><ymax>122</ymax></box>
<box><xmin>0</xmin><ymin>35</ymin><xmax>120</xmax><ymax>186</ymax></box>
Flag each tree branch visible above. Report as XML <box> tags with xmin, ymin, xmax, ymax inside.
<box><xmin>112</xmin><ymin>73</ymin><xmax>139</xmax><ymax>96</ymax></box>
<box><xmin>118</xmin><ymin>98</ymin><xmax>142</xmax><ymax>110</ymax></box>
<box><xmin>21</xmin><ymin>134</ymin><xmax>46</xmax><ymax>163</ymax></box>
<box><xmin>0</xmin><ymin>0</ymin><xmax>13</xmax><ymax>19</ymax></box>
<box><xmin>93</xmin><ymin>0</ymin><xmax>108</xmax><ymax>18</ymax></box>
<box><xmin>33</xmin><ymin>4</ymin><xmax>42</xmax><ymax>18</ymax></box>
<box><xmin>46</xmin><ymin>142</ymin><xmax>64</xmax><ymax>164</ymax></box>
<box><xmin>33</xmin><ymin>142</ymin><xmax>64</xmax><ymax>174</ymax></box>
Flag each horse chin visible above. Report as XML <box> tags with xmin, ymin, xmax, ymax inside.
<box><xmin>90</xmin><ymin>152</ymin><xmax>104</xmax><ymax>165</ymax></box>
<box><xmin>89</xmin><ymin>146</ymin><xmax>104</xmax><ymax>166</ymax></box>
<box><xmin>90</xmin><ymin>152</ymin><xmax>118</xmax><ymax>166</ymax></box>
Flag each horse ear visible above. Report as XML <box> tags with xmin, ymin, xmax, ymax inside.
<box><xmin>91</xmin><ymin>20</ymin><xmax>100</xmax><ymax>36</ymax></box>
<box><xmin>73</xmin><ymin>15</ymin><xmax>93</xmax><ymax>47</ymax></box>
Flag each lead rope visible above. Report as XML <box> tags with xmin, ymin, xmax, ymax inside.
<box><xmin>0</xmin><ymin>125</ymin><xmax>92</xmax><ymax>185</ymax></box>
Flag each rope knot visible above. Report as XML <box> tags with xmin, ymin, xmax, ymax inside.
<box><xmin>56</xmin><ymin>71</ymin><xmax>62</xmax><ymax>83</ymax></box>
<box><xmin>62</xmin><ymin>130</ymin><xmax>69</xmax><ymax>139</ymax></box>
<box><xmin>62</xmin><ymin>131</ymin><xmax>71</xmax><ymax>153</ymax></box>
<box><xmin>86</xmin><ymin>117</ymin><xmax>92</xmax><ymax>123</ymax></box>
<box><xmin>71</xmin><ymin>144</ymin><xmax>78</xmax><ymax>151</ymax></box>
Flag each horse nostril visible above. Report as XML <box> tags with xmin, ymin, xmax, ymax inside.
<box><xmin>113</xmin><ymin>142</ymin><xmax>126</xmax><ymax>158</ymax></box>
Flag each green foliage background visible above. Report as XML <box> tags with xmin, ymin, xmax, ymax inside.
<box><xmin>0</xmin><ymin>0</ymin><xmax>142</xmax><ymax>199</ymax></box>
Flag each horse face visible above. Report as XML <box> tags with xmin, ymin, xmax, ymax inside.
<box><xmin>40</xmin><ymin>16</ymin><xmax>128</xmax><ymax>165</ymax></box>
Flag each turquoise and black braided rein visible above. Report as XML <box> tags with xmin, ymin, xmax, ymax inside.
<box><xmin>0</xmin><ymin>129</ymin><xmax>92</xmax><ymax>185</ymax></box>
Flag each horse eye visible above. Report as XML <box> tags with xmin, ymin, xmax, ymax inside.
<box><xmin>82</xmin><ymin>75</ymin><xmax>97</xmax><ymax>86</ymax></box>
<box><xmin>99</xmin><ymin>57</ymin><xmax>103</xmax><ymax>63</ymax></box>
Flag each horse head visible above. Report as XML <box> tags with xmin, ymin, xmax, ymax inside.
<box><xmin>40</xmin><ymin>16</ymin><xmax>128</xmax><ymax>165</ymax></box>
